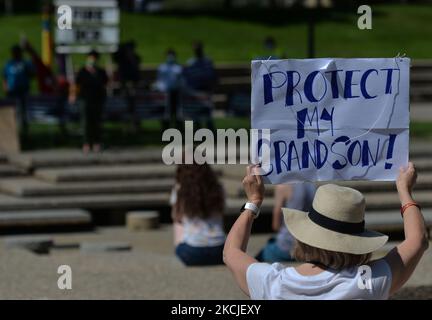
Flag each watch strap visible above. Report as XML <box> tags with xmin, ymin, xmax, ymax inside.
<box><xmin>241</xmin><ymin>202</ymin><xmax>260</xmax><ymax>218</ymax></box>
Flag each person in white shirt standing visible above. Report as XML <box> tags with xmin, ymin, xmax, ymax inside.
<box><xmin>224</xmin><ymin>163</ymin><xmax>428</xmax><ymax>299</ymax></box>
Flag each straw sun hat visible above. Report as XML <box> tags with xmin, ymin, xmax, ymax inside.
<box><xmin>282</xmin><ymin>184</ymin><xmax>388</xmax><ymax>255</ymax></box>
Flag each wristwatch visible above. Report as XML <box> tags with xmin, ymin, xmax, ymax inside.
<box><xmin>240</xmin><ymin>202</ymin><xmax>260</xmax><ymax>219</ymax></box>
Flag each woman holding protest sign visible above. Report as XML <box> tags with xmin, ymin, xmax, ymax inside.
<box><xmin>224</xmin><ymin>163</ymin><xmax>428</xmax><ymax>299</ymax></box>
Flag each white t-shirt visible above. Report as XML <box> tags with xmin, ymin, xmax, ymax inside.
<box><xmin>246</xmin><ymin>259</ymin><xmax>392</xmax><ymax>300</ymax></box>
<box><xmin>181</xmin><ymin>216</ymin><xmax>225</xmax><ymax>247</ymax></box>
<box><xmin>170</xmin><ymin>187</ymin><xmax>225</xmax><ymax>247</ymax></box>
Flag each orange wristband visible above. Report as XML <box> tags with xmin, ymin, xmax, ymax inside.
<box><xmin>401</xmin><ymin>202</ymin><xmax>421</xmax><ymax>217</ymax></box>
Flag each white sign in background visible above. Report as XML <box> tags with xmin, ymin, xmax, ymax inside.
<box><xmin>251</xmin><ymin>58</ymin><xmax>410</xmax><ymax>183</ymax></box>
<box><xmin>55</xmin><ymin>26</ymin><xmax>119</xmax><ymax>45</ymax></box>
<box><xmin>55</xmin><ymin>0</ymin><xmax>119</xmax><ymax>53</ymax></box>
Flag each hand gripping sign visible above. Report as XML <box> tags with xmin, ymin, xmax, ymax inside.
<box><xmin>251</xmin><ymin>58</ymin><xmax>410</xmax><ymax>183</ymax></box>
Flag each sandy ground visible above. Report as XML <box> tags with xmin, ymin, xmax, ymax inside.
<box><xmin>0</xmin><ymin>226</ymin><xmax>431</xmax><ymax>300</ymax></box>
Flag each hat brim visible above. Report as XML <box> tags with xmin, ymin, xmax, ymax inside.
<box><xmin>282</xmin><ymin>208</ymin><xmax>388</xmax><ymax>255</ymax></box>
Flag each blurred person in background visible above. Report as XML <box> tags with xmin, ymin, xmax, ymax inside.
<box><xmin>73</xmin><ymin>50</ymin><xmax>108</xmax><ymax>154</ymax></box>
<box><xmin>183</xmin><ymin>41</ymin><xmax>217</xmax><ymax>132</ymax></box>
<box><xmin>255</xmin><ymin>183</ymin><xmax>316</xmax><ymax>263</ymax></box>
<box><xmin>255</xmin><ymin>36</ymin><xmax>286</xmax><ymax>60</ymax></box>
<box><xmin>21</xmin><ymin>38</ymin><xmax>55</xmax><ymax>95</ymax></box>
<box><xmin>54</xmin><ymin>73</ymin><xmax>70</xmax><ymax>138</ymax></box>
<box><xmin>170</xmin><ymin>162</ymin><xmax>226</xmax><ymax>266</ymax></box>
<box><xmin>22</xmin><ymin>39</ymin><xmax>70</xmax><ymax>139</ymax></box>
<box><xmin>183</xmin><ymin>41</ymin><xmax>217</xmax><ymax>94</ymax></box>
<box><xmin>155</xmin><ymin>49</ymin><xmax>183</xmax><ymax>131</ymax></box>
<box><xmin>113</xmin><ymin>41</ymin><xmax>142</xmax><ymax>131</ymax></box>
<box><xmin>2</xmin><ymin>44</ymin><xmax>34</xmax><ymax>141</ymax></box>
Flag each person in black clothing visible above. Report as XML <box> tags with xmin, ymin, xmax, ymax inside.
<box><xmin>75</xmin><ymin>50</ymin><xmax>108</xmax><ymax>154</ymax></box>
<box><xmin>112</xmin><ymin>41</ymin><xmax>141</xmax><ymax>131</ymax></box>
<box><xmin>183</xmin><ymin>41</ymin><xmax>217</xmax><ymax>93</ymax></box>
<box><xmin>183</xmin><ymin>42</ymin><xmax>217</xmax><ymax>132</ymax></box>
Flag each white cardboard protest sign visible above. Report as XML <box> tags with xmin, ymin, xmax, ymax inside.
<box><xmin>251</xmin><ymin>58</ymin><xmax>410</xmax><ymax>183</ymax></box>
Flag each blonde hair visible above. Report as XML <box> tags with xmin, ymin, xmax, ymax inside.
<box><xmin>292</xmin><ymin>240</ymin><xmax>372</xmax><ymax>270</ymax></box>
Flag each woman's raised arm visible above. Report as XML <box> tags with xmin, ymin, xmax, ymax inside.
<box><xmin>223</xmin><ymin>165</ymin><xmax>265</xmax><ymax>296</ymax></box>
<box><xmin>384</xmin><ymin>162</ymin><xmax>429</xmax><ymax>296</ymax></box>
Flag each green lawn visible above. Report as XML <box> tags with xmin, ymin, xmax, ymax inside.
<box><xmin>411</xmin><ymin>122</ymin><xmax>432</xmax><ymax>139</ymax></box>
<box><xmin>0</xmin><ymin>3</ymin><xmax>431</xmax><ymax>69</ymax></box>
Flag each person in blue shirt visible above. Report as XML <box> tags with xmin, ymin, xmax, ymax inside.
<box><xmin>253</xmin><ymin>36</ymin><xmax>286</xmax><ymax>60</ymax></box>
<box><xmin>2</xmin><ymin>45</ymin><xmax>34</xmax><ymax>139</ymax></box>
<box><xmin>156</xmin><ymin>49</ymin><xmax>184</xmax><ymax>131</ymax></box>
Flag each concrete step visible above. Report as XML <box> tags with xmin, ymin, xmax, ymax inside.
<box><xmin>411</xmin><ymin>60</ymin><xmax>432</xmax><ymax>69</ymax></box>
<box><xmin>231</xmin><ymin>172</ymin><xmax>432</xmax><ymax>197</ymax></box>
<box><xmin>219</xmin><ymin>160</ymin><xmax>432</xmax><ymax>182</ymax></box>
<box><xmin>0</xmin><ymin>164</ymin><xmax>25</xmax><ymax>177</ymax></box>
<box><xmin>0</xmin><ymin>177</ymin><xmax>174</xmax><ymax>197</ymax></box>
<box><xmin>411</xmin><ymin>73</ymin><xmax>432</xmax><ymax>83</ymax></box>
<box><xmin>363</xmin><ymin>191</ymin><xmax>432</xmax><ymax>210</ymax></box>
<box><xmin>34</xmin><ymin>164</ymin><xmax>175</xmax><ymax>182</ymax></box>
<box><xmin>7</xmin><ymin>142</ymin><xmax>431</xmax><ymax>171</ymax></box>
<box><xmin>411</xmin><ymin>88</ymin><xmax>432</xmax><ymax>101</ymax></box>
<box><xmin>335</xmin><ymin>174</ymin><xmax>432</xmax><ymax>193</ymax></box>
<box><xmin>0</xmin><ymin>180</ymin><xmax>429</xmax><ymax>216</ymax></box>
<box><xmin>365</xmin><ymin>209</ymin><xmax>432</xmax><ymax>233</ymax></box>
<box><xmin>225</xmin><ymin>190</ymin><xmax>432</xmax><ymax>215</ymax></box>
<box><xmin>126</xmin><ymin>211</ymin><xmax>160</xmax><ymax>231</ymax></box>
<box><xmin>0</xmin><ymin>209</ymin><xmax>91</xmax><ymax>228</ymax></box>
<box><xmin>8</xmin><ymin>148</ymin><xmax>163</xmax><ymax>170</ymax></box>
<box><xmin>0</xmin><ymin>193</ymin><xmax>169</xmax><ymax>211</ymax></box>
<box><xmin>409</xmin><ymin>140</ymin><xmax>432</xmax><ymax>158</ymax></box>
<box><xmin>415</xmin><ymin>158</ymin><xmax>432</xmax><ymax>171</ymax></box>
<box><xmin>225</xmin><ymin>199</ymin><xmax>432</xmax><ymax>234</ymax></box>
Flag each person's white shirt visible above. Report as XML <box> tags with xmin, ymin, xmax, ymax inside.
<box><xmin>246</xmin><ymin>259</ymin><xmax>392</xmax><ymax>300</ymax></box>
<box><xmin>170</xmin><ymin>187</ymin><xmax>225</xmax><ymax>247</ymax></box>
